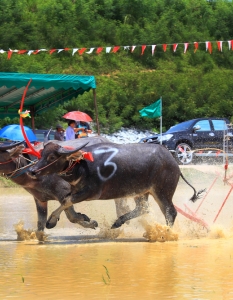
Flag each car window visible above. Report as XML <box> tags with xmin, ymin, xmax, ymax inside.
<box><xmin>194</xmin><ymin>120</ymin><xmax>211</xmax><ymax>131</ymax></box>
<box><xmin>167</xmin><ymin>120</ymin><xmax>194</xmax><ymax>133</ymax></box>
<box><xmin>212</xmin><ymin>120</ymin><xmax>228</xmax><ymax>131</ymax></box>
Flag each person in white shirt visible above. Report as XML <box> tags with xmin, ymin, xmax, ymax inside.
<box><xmin>65</xmin><ymin>120</ymin><xmax>78</xmax><ymax>141</ymax></box>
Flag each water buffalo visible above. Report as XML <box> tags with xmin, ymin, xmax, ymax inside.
<box><xmin>0</xmin><ymin>136</ymin><xmax>136</xmax><ymax>231</ymax></box>
<box><xmin>48</xmin><ymin>136</ymin><xmax>142</xmax><ymax>222</ymax></box>
<box><xmin>0</xmin><ymin>141</ymin><xmax>97</xmax><ymax>231</ymax></box>
<box><xmin>29</xmin><ymin>141</ymin><xmax>204</xmax><ymax>229</ymax></box>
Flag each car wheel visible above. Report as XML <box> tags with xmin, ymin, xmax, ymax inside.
<box><xmin>175</xmin><ymin>143</ymin><xmax>193</xmax><ymax>165</ymax></box>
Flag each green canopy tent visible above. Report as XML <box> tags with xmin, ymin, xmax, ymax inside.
<box><xmin>0</xmin><ymin>72</ymin><xmax>100</xmax><ymax>134</ymax></box>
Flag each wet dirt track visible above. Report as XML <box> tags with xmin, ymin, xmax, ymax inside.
<box><xmin>0</xmin><ymin>165</ymin><xmax>233</xmax><ymax>299</ymax></box>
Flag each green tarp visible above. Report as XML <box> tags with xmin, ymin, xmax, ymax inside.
<box><xmin>0</xmin><ymin>72</ymin><xmax>96</xmax><ymax>118</ymax></box>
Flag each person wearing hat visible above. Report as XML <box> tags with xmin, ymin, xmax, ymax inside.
<box><xmin>54</xmin><ymin>124</ymin><xmax>65</xmax><ymax>141</ymax></box>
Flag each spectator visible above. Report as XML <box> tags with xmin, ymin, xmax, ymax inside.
<box><xmin>54</xmin><ymin>124</ymin><xmax>64</xmax><ymax>141</ymax></box>
<box><xmin>66</xmin><ymin>120</ymin><xmax>78</xmax><ymax>141</ymax></box>
<box><xmin>76</xmin><ymin>121</ymin><xmax>92</xmax><ymax>138</ymax></box>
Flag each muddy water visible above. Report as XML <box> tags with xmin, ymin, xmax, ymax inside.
<box><xmin>1</xmin><ymin>165</ymin><xmax>233</xmax><ymax>299</ymax></box>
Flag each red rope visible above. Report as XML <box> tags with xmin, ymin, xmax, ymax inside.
<box><xmin>0</xmin><ymin>159</ymin><xmax>13</xmax><ymax>165</ymax></box>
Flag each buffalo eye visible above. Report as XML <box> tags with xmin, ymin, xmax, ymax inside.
<box><xmin>47</xmin><ymin>154</ymin><xmax>56</xmax><ymax>161</ymax></box>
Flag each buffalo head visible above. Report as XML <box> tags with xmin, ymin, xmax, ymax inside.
<box><xmin>0</xmin><ymin>141</ymin><xmax>25</xmax><ymax>174</ymax></box>
<box><xmin>29</xmin><ymin>141</ymin><xmax>88</xmax><ymax>177</ymax></box>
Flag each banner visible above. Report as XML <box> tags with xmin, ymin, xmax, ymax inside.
<box><xmin>139</xmin><ymin>99</ymin><xmax>161</xmax><ymax>119</ymax></box>
<box><xmin>1</xmin><ymin>40</ymin><xmax>233</xmax><ymax>59</ymax></box>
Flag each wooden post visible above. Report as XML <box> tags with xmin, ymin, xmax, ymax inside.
<box><xmin>93</xmin><ymin>89</ymin><xmax>100</xmax><ymax>135</ymax></box>
<box><xmin>30</xmin><ymin>106</ymin><xmax>35</xmax><ymax>132</ymax></box>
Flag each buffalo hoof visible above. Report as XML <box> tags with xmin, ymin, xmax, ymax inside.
<box><xmin>111</xmin><ymin>219</ymin><xmax>124</xmax><ymax>229</ymax></box>
<box><xmin>46</xmin><ymin>215</ymin><xmax>59</xmax><ymax>229</ymax></box>
<box><xmin>78</xmin><ymin>219</ymin><xmax>98</xmax><ymax>229</ymax></box>
<box><xmin>81</xmin><ymin>213</ymin><xmax>90</xmax><ymax>222</ymax></box>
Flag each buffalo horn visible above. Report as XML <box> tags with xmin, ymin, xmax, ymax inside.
<box><xmin>57</xmin><ymin>142</ymin><xmax>89</xmax><ymax>155</ymax></box>
<box><xmin>0</xmin><ymin>141</ymin><xmax>25</xmax><ymax>151</ymax></box>
<box><xmin>44</xmin><ymin>127</ymin><xmax>52</xmax><ymax>143</ymax></box>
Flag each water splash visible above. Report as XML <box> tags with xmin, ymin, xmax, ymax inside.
<box><xmin>142</xmin><ymin>222</ymin><xmax>178</xmax><ymax>242</ymax></box>
<box><xmin>98</xmin><ymin>218</ymin><xmax>122</xmax><ymax>239</ymax></box>
<box><xmin>14</xmin><ymin>221</ymin><xmax>47</xmax><ymax>242</ymax></box>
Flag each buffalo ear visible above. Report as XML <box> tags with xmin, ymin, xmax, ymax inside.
<box><xmin>9</xmin><ymin>145</ymin><xmax>25</xmax><ymax>158</ymax></box>
<box><xmin>57</xmin><ymin>142</ymin><xmax>89</xmax><ymax>155</ymax></box>
<box><xmin>0</xmin><ymin>141</ymin><xmax>25</xmax><ymax>151</ymax></box>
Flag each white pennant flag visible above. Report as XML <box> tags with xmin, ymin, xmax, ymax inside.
<box><xmin>152</xmin><ymin>45</ymin><xmax>156</xmax><ymax>56</ymax></box>
<box><xmin>72</xmin><ymin>48</ymin><xmax>78</xmax><ymax>55</ymax></box>
<box><xmin>131</xmin><ymin>46</ymin><xmax>136</xmax><ymax>52</ymax></box>
<box><xmin>86</xmin><ymin>48</ymin><xmax>95</xmax><ymax>54</ymax></box>
<box><xmin>184</xmin><ymin>43</ymin><xmax>189</xmax><ymax>53</ymax></box>
<box><xmin>40</xmin><ymin>49</ymin><xmax>47</xmax><ymax>52</ymax></box>
<box><xmin>27</xmin><ymin>50</ymin><xmax>33</xmax><ymax>56</ymax></box>
<box><xmin>0</xmin><ymin>49</ymin><xmax>5</xmax><ymax>54</ymax></box>
<box><xmin>124</xmin><ymin>46</ymin><xmax>130</xmax><ymax>50</ymax></box>
<box><xmin>106</xmin><ymin>47</ymin><xmax>111</xmax><ymax>53</ymax></box>
<box><xmin>57</xmin><ymin>49</ymin><xmax>64</xmax><ymax>53</ymax></box>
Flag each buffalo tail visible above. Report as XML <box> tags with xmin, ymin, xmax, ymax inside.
<box><xmin>180</xmin><ymin>172</ymin><xmax>206</xmax><ymax>202</ymax></box>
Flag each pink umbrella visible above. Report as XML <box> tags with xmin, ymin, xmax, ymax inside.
<box><xmin>62</xmin><ymin>111</ymin><xmax>93</xmax><ymax>122</ymax></box>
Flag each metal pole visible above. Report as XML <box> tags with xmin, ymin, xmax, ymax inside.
<box><xmin>160</xmin><ymin>96</ymin><xmax>162</xmax><ymax>145</ymax></box>
<box><xmin>93</xmin><ymin>89</ymin><xmax>100</xmax><ymax>135</ymax></box>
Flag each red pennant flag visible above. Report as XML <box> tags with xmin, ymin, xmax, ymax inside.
<box><xmin>163</xmin><ymin>44</ymin><xmax>167</xmax><ymax>52</ymax></box>
<box><xmin>206</xmin><ymin>41</ymin><xmax>212</xmax><ymax>54</ymax></box>
<box><xmin>112</xmin><ymin>46</ymin><xmax>120</xmax><ymax>53</ymax></box>
<box><xmin>96</xmin><ymin>47</ymin><xmax>104</xmax><ymax>54</ymax></box>
<box><xmin>194</xmin><ymin>42</ymin><xmax>199</xmax><ymax>53</ymax></box>
<box><xmin>141</xmin><ymin>45</ymin><xmax>146</xmax><ymax>55</ymax></box>
<box><xmin>173</xmin><ymin>44</ymin><xmax>178</xmax><ymax>52</ymax></box>
<box><xmin>33</xmin><ymin>50</ymin><xmax>40</xmax><ymax>55</ymax></box>
<box><xmin>217</xmin><ymin>41</ymin><xmax>222</xmax><ymax>52</ymax></box>
<box><xmin>18</xmin><ymin>50</ymin><xmax>27</xmax><ymax>55</ymax></box>
<box><xmin>78</xmin><ymin>48</ymin><xmax>87</xmax><ymax>55</ymax></box>
<box><xmin>64</xmin><ymin>48</ymin><xmax>70</xmax><ymax>51</ymax></box>
<box><xmin>49</xmin><ymin>49</ymin><xmax>57</xmax><ymax>55</ymax></box>
<box><xmin>7</xmin><ymin>50</ymin><xmax>13</xmax><ymax>60</ymax></box>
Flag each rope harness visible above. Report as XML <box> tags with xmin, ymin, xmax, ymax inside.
<box><xmin>0</xmin><ymin>155</ymin><xmax>37</xmax><ymax>179</ymax></box>
<box><xmin>31</xmin><ymin>151</ymin><xmax>91</xmax><ymax>176</ymax></box>
<box><xmin>58</xmin><ymin>160</ymin><xmax>80</xmax><ymax>176</ymax></box>
<box><xmin>31</xmin><ymin>156</ymin><xmax>62</xmax><ymax>174</ymax></box>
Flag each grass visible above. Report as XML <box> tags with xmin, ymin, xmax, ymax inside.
<box><xmin>102</xmin><ymin>265</ymin><xmax>111</xmax><ymax>285</ymax></box>
<box><xmin>0</xmin><ymin>177</ymin><xmax>18</xmax><ymax>188</ymax></box>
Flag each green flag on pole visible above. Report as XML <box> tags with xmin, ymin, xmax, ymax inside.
<box><xmin>139</xmin><ymin>99</ymin><xmax>161</xmax><ymax>118</ymax></box>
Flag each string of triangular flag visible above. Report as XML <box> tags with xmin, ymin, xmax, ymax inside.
<box><xmin>1</xmin><ymin>40</ymin><xmax>233</xmax><ymax>60</ymax></box>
